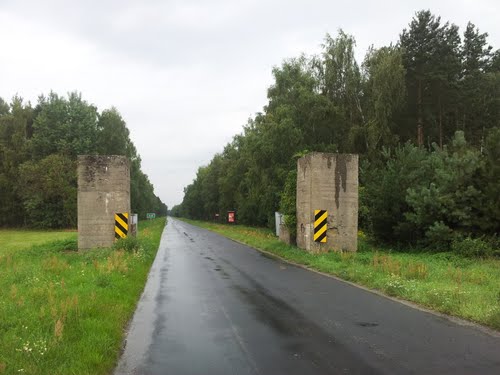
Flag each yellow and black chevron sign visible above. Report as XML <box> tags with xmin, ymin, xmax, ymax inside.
<box><xmin>314</xmin><ymin>210</ymin><xmax>327</xmax><ymax>243</ymax></box>
<box><xmin>115</xmin><ymin>213</ymin><xmax>129</xmax><ymax>239</ymax></box>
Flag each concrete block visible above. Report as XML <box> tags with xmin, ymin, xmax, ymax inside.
<box><xmin>279</xmin><ymin>224</ymin><xmax>295</xmax><ymax>245</ymax></box>
<box><xmin>77</xmin><ymin>155</ymin><xmax>130</xmax><ymax>250</ymax></box>
<box><xmin>296</xmin><ymin>153</ymin><xmax>358</xmax><ymax>252</ymax></box>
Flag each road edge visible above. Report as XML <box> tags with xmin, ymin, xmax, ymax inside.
<box><xmin>180</xmin><ymin>219</ymin><xmax>500</xmax><ymax>338</ymax></box>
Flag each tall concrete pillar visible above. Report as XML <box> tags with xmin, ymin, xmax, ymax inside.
<box><xmin>296</xmin><ymin>153</ymin><xmax>358</xmax><ymax>252</ymax></box>
<box><xmin>77</xmin><ymin>155</ymin><xmax>130</xmax><ymax>250</ymax></box>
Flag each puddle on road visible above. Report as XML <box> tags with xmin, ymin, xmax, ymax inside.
<box><xmin>357</xmin><ymin>322</ymin><xmax>379</xmax><ymax>328</ymax></box>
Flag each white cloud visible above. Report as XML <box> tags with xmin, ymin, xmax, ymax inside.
<box><xmin>0</xmin><ymin>1</ymin><xmax>498</xmax><ymax>207</ymax></box>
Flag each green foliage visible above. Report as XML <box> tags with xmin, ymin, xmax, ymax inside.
<box><xmin>30</xmin><ymin>92</ymin><xmax>99</xmax><ymax>160</ymax></box>
<box><xmin>479</xmin><ymin>127</ymin><xmax>500</xmax><ymax>233</ymax></box>
<box><xmin>0</xmin><ymin>218</ymin><xmax>165</xmax><ymax>374</ymax></box>
<box><xmin>361</xmin><ymin>46</ymin><xmax>406</xmax><ymax>152</ymax></box>
<box><xmin>18</xmin><ymin>155</ymin><xmax>77</xmax><ymax>228</ymax></box>
<box><xmin>173</xmin><ymin>11</ymin><xmax>499</xmax><ymax>253</ymax></box>
<box><xmin>424</xmin><ymin>221</ymin><xmax>453</xmax><ymax>250</ymax></box>
<box><xmin>113</xmin><ymin>236</ymin><xmax>141</xmax><ymax>253</ymax></box>
<box><xmin>279</xmin><ymin>169</ymin><xmax>297</xmax><ymax>236</ymax></box>
<box><xmin>357</xmin><ymin>185</ymin><xmax>371</xmax><ymax>231</ymax></box>
<box><xmin>178</xmin><ymin>31</ymin><xmax>369</xmax><ymax>228</ymax></box>
<box><xmin>96</xmin><ymin>108</ymin><xmax>132</xmax><ymax>156</ymax></box>
<box><xmin>0</xmin><ymin>97</ymin><xmax>33</xmax><ymax>226</ymax></box>
<box><xmin>452</xmin><ymin>237</ymin><xmax>494</xmax><ymax>258</ymax></box>
<box><xmin>361</xmin><ymin>143</ymin><xmax>428</xmax><ymax>243</ymax></box>
<box><xmin>405</xmin><ymin>132</ymin><xmax>484</xmax><ymax>240</ymax></box>
<box><xmin>363</xmin><ymin>131</ymin><xmax>499</xmax><ymax>252</ymax></box>
<box><xmin>399</xmin><ymin>10</ymin><xmax>462</xmax><ymax>146</ymax></box>
<box><xmin>0</xmin><ymin>92</ymin><xmax>166</xmax><ymax>228</ymax></box>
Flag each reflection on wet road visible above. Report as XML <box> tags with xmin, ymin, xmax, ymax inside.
<box><xmin>115</xmin><ymin>218</ymin><xmax>500</xmax><ymax>375</ymax></box>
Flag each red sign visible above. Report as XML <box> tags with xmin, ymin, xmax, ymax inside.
<box><xmin>228</xmin><ymin>211</ymin><xmax>235</xmax><ymax>223</ymax></box>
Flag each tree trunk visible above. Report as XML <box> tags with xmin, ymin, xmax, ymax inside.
<box><xmin>439</xmin><ymin>96</ymin><xmax>443</xmax><ymax>149</ymax></box>
<box><xmin>417</xmin><ymin>79</ymin><xmax>424</xmax><ymax>146</ymax></box>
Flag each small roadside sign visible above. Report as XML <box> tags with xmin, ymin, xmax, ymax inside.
<box><xmin>146</xmin><ymin>213</ymin><xmax>156</xmax><ymax>219</ymax></box>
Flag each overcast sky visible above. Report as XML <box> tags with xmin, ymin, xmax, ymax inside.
<box><xmin>1</xmin><ymin>0</ymin><xmax>498</xmax><ymax>208</ymax></box>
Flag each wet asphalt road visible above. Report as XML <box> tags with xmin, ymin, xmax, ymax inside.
<box><xmin>115</xmin><ymin>218</ymin><xmax>500</xmax><ymax>375</ymax></box>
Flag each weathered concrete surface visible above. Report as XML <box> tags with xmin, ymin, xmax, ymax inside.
<box><xmin>296</xmin><ymin>153</ymin><xmax>358</xmax><ymax>252</ymax></box>
<box><xmin>77</xmin><ymin>155</ymin><xmax>130</xmax><ymax>250</ymax></box>
<box><xmin>278</xmin><ymin>224</ymin><xmax>294</xmax><ymax>245</ymax></box>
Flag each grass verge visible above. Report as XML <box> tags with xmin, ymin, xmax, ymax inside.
<box><xmin>181</xmin><ymin>218</ymin><xmax>500</xmax><ymax>331</ymax></box>
<box><xmin>0</xmin><ymin>230</ymin><xmax>77</xmax><ymax>255</ymax></box>
<box><xmin>0</xmin><ymin>217</ymin><xmax>166</xmax><ymax>375</ymax></box>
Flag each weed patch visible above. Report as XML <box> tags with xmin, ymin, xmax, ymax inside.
<box><xmin>0</xmin><ymin>218</ymin><xmax>165</xmax><ymax>375</ymax></box>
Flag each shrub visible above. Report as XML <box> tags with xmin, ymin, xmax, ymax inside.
<box><xmin>451</xmin><ymin>237</ymin><xmax>493</xmax><ymax>258</ymax></box>
<box><xmin>358</xmin><ymin>186</ymin><xmax>371</xmax><ymax>232</ymax></box>
<box><xmin>362</xmin><ymin>131</ymin><xmax>497</xmax><ymax>249</ymax></box>
<box><xmin>361</xmin><ymin>143</ymin><xmax>429</xmax><ymax>242</ymax></box>
<box><xmin>405</xmin><ymin>132</ymin><xmax>483</xmax><ymax>247</ymax></box>
<box><xmin>424</xmin><ymin>221</ymin><xmax>453</xmax><ymax>250</ymax></box>
<box><xmin>279</xmin><ymin>169</ymin><xmax>297</xmax><ymax>237</ymax></box>
<box><xmin>479</xmin><ymin>127</ymin><xmax>500</xmax><ymax>233</ymax></box>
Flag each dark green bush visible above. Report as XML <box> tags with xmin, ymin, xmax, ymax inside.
<box><xmin>479</xmin><ymin>127</ymin><xmax>500</xmax><ymax>233</ymax></box>
<box><xmin>362</xmin><ymin>130</ymin><xmax>500</xmax><ymax>250</ymax></box>
<box><xmin>279</xmin><ymin>169</ymin><xmax>297</xmax><ymax>237</ymax></box>
<box><xmin>451</xmin><ymin>237</ymin><xmax>493</xmax><ymax>258</ymax></box>
<box><xmin>424</xmin><ymin>221</ymin><xmax>454</xmax><ymax>250</ymax></box>
<box><xmin>361</xmin><ymin>143</ymin><xmax>428</xmax><ymax>243</ymax></box>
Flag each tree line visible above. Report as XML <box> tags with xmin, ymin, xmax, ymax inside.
<box><xmin>0</xmin><ymin>92</ymin><xmax>167</xmax><ymax>228</ymax></box>
<box><xmin>172</xmin><ymin>10</ymin><xmax>500</xmax><ymax>253</ymax></box>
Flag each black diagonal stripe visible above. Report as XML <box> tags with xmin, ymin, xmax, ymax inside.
<box><xmin>117</xmin><ymin>213</ymin><xmax>128</xmax><ymax>225</ymax></box>
<box><xmin>316</xmin><ymin>231</ymin><xmax>327</xmax><ymax>242</ymax></box>
<box><xmin>115</xmin><ymin>220</ymin><xmax>127</xmax><ymax>234</ymax></box>
<box><xmin>314</xmin><ymin>217</ymin><xmax>327</xmax><ymax>233</ymax></box>
<box><xmin>315</xmin><ymin>210</ymin><xmax>326</xmax><ymax>221</ymax></box>
<box><xmin>115</xmin><ymin>232</ymin><xmax>122</xmax><ymax>239</ymax></box>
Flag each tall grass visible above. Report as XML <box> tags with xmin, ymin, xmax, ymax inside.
<box><xmin>0</xmin><ymin>218</ymin><xmax>165</xmax><ymax>375</ymax></box>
